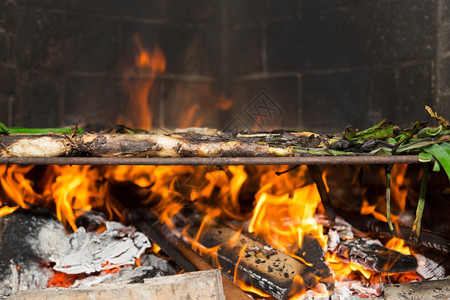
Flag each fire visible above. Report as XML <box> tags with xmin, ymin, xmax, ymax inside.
<box><xmin>0</xmin><ymin>163</ymin><xmax>424</xmax><ymax>297</ymax></box>
<box><xmin>385</xmin><ymin>237</ymin><xmax>412</xmax><ymax>256</ymax></box>
<box><xmin>249</xmin><ymin>166</ymin><xmax>327</xmax><ymax>253</ymax></box>
<box><xmin>52</xmin><ymin>166</ymin><xmax>103</xmax><ymax>231</ymax></box>
<box><xmin>326</xmin><ymin>252</ymin><xmax>373</xmax><ymax>281</ymax></box>
<box><xmin>118</xmin><ymin>34</ymin><xmax>166</xmax><ymax>130</ymax></box>
<box><xmin>0</xmin><ymin>165</ymin><xmax>37</xmax><ymax>209</ymax></box>
<box><xmin>360</xmin><ymin>164</ymin><xmax>409</xmax><ymax>225</ymax></box>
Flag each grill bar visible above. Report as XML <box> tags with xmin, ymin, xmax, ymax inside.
<box><xmin>0</xmin><ymin>155</ymin><xmax>424</xmax><ymax>165</ymax></box>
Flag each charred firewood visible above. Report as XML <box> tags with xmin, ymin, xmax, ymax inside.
<box><xmin>335</xmin><ymin>209</ymin><xmax>450</xmax><ymax>253</ymax></box>
<box><xmin>335</xmin><ymin>237</ymin><xmax>418</xmax><ymax>273</ymax></box>
<box><xmin>307</xmin><ymin>165</ymin><xmax>335</xmax><ymax>221</ymax></box>
<box><xmin>415</xmin><ymin>254</ymin><xmax>446</xmax><ymax>280</ymax></box>
<box><xmin>294</xmin><ymin>234</ymin><xmax>331</xmax><ymax>280</ymax></box>
<box><xmin>172</xmin><ymin>210</ymin><xmax>332</xmax><ymax>300</ymax></box>
<box><xmin>128</xmin><ymin>209</ymin><xmax>251</xmax><ymax>300</ymax></box>
<box><xmin>325</xmin><ymin>216</ymin><xmax>418</xmax><ymax>273</ymax></box>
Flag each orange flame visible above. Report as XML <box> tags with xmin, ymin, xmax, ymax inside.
<box><xmin>249</xmin><ymin>173</ymin><xmax>326</xmax><ymax>254</ymax></box>
<box><xmin>118</xmin><ymin>34</ymin><xmax>166</xmax><ymax>130</ymax></box>
<box><xmin>0</xmin><ymin>163</ymin><xmax>422</xmax><ymax>296</ymax></box>
<box><xmin>385</xmin><ymin>237</ymin><xmax>411</xmax><ymax>256</ymax></box>
<box><xmin>360</xmin><ymin>164</ymin><xmax>409</xmax><ymax>227</ymax></box>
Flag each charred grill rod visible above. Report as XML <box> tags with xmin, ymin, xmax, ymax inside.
<box><xmin>0</xmin><ymin>155</ymin><xmax>425</xmax><ymax>166</ymax></box>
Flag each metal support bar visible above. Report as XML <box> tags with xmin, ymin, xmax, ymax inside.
<box><xmin>0</xmin><ymin>155</ymin><xmax>424</xmax><ymax>166</ymax></box>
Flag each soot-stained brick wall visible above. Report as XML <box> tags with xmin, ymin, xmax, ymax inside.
<box><xmin>0</xmin><ymin>0</ymin><xmax>224</xmax><ymax>129</ymax></box>
<box><xmin>0</xmin><ymin>0</ymin><xmax>448</xmax><ymax>132</ymax></box>
<box><xmin>225</xmin><ymin>0</ymin><xmax>449</xmax><ymax>133</ymax></box>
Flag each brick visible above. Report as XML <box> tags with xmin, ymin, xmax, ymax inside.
<box><xmin>394</xmin><ymin>63</ymin><xmax>434</xmax><ymax>126</ymax></box>
<box><xmin>228</xmin><ymin>26</ymin><xmax>263</xmax><ymax>77</ymax></box>
<box><xmin>437</xmin><ymin>56</ymin><xmax>450</xmax><ymax>95</ymax></box>
<box><xmin>434</xmin><ymin>94</ymin><xmax>449</xmax><ymax>120</ymax></box>
<box><xmin>227</xmin><ymin>0</ymin><xmax>301</xmax><ymax>25</ymax></box>
<box><xmin>229</xmin><ymin>76</ymin><xmax>300</xmax><ymax>130</ymax></box>
<box><xmin>14</xmin><ymin>71</ymin><xmax>61</xmax><ymax>127</ymax></box>
<box><xmin>15</xmin><ymin>0</ymin><xmax>164</xmax><ymax>20</ymax></box>
<box><xmin>120</xmin><ymin>22</ymin><xmax>218</xmax><ymax>76</ymax></box>
<box><xmin>163</xmin><ymin>0</ymin><xmax>220</xmax><ymax>24</ymax></box>
<box><xmin>0</xmin><ymin>67</ymin><xmax>15</xmax><ymax>94</ymax></box>
<box><xmin>14</xmin><ymin>8</ymin><xmax>119</xmax><ymax>72</ymax></box>
<box><xmin>15</xmin><ymin>0</ymin><xmax>222</xmax><ymax>24</ymax></box>
<box><xmin>0</xmin><ymin>94</ymin><xmax>10</xmax><ymax>125</ymax></box>
<box><xmin>266</xmin><ymin>11</ymin><xmax>350</xmax><ymax>72</ymax></box>
<box><xmin>0</xmin><ymin>66</ymin><xmax>15</xmax><ymax>125</ymax></box>
<box><xmin>0</xmin><ymin>34</ymin><xmax>6</xmax><ymax>64</ymax></box>
<box><xmin>300</xmin><ymin>0</ymin><xmax>351</xmax><ymax>14</ymax></box>
<box><xmin>64</xmin><ymin>75</ymin><xmax>129</xmax><ymax>128</ymax></box>
<box><xmin>347</xmin><ymin>0</ymin><xmax>437</xmax><ymax>67</ymax></box>
<box><xmin>302</xmin><ymin>69</ymin><xmax>398</xmax><ymax>133</ymax></box>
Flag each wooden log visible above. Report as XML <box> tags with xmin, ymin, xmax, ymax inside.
<box><xmin>416</xmin><ymin>254</ymin><xmax>446</xmax><ymax>280</ymax></box>
<box><xmin>295</xmin><ymin>234</ymin><xmax>332</xmax><ymax>280</ymax></box>
<box><xmin>335</xmin><ymin>237</ymin><xmax>418</xmax><ymax>273</ymax></box>
<box><xmin>129</xmin><ymin>209</ymin><xmax>250</xmax><ymax>300</ymax></box>
<box><xmin>336</xmin><ymin>209</ymin><xmax>450</xmax><ymax>253</ymax></box>
<box><xmin>8</xmin><ymin>270</ymin><xmax>226</xmax><ymax>300</ymax></box>
<box><xmin>306</xmin><ymin>165</ymin><xmax>335</xmax><ymax>221</ymax></box>
<box><xmin>175</xmin><ymin>211</ymin><xmax>329</xmax><ymax>300</ymax></box>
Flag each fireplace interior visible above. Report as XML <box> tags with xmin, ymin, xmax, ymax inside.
<box><xmin>0</xmin><ymin>0</ymin><xmax>450</xmax><ymax>299</ymax></box>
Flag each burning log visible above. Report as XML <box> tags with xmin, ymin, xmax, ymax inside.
<box><xmin>128</xmin><ymin>209</ymin><xmax>251</xmax><ymax>300</ymax></box>
<box><xmin>295</xmin><ymin>234</ymin><xmax>332</xmax><ymax>280</ymax></box>
<box><xmin>415</xmin><ymin>254</ymin><xmax>446</xmax><ymax>280</ymax></box>
<box><xmin>306</xmin><ymin>164</ymin><xmax>335</xmax><ymax>221</ymax></box>
<box><xmin>334</xmin><ymin>237</ymin><xmax>418</xmax><ymax>273</ymax></box>
<box><xmin>172</xmin><ymin>210</ymin><xmax>331</xmax><ymax>300</ymax></box>
<box><xmin>336</xmin><ymin>209</ymin><xmax>450</xmax><ymax>253</ymax></box>
<box><xmin>326</xmin><ymin>216</ymin><xmax>418</xmax><ymax>273</ymax></box>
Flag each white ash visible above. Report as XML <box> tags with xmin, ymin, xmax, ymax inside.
<box><xmin>0</xmin><ymin>261</ymin><xmax>54</xmax><ymax>298</ymax></box>
<box><xmin>316</xmin><ymin>214</ymin><xmax>355</xmax><ymax>239</ymax></box>
<box><xmin>263</xmin><ymin>245</ymin><xmax>274</xmax><ymax>251</ymax></box>
<box><xmin>69</xmin><ymin>253</ymin><xmax>177</xmax><ymax>289</ymax></box>
<box><xmin>51</xmin><ymin>221</ymin><xmax>151</xmax><ymax>274</ymax></box>
<box><xmin>0</xmin><ymin>210</ymin><xmax>66</xmax><ymax>297</ymax></box>
<box><xmin>416</xmin><ymin>254</ymin><xmax>445</xmax><ymax>280</ymax></box>
<box><xmin>333</xmin><ymin>280</ymin><xmax>383</xmax><ymax>299</ymax></box>
<box><xmin>36</xmin><ymin>220</ymin><xmax>70</xmax><ymax>259</ymax></box>
<box><xmin>139</xmin><ymin>252</ymin><xmax>177</xmax><ymax>275</ymax></box>
<box><xmin>327</xmin><ymin>229</ymin><xmax>340</xmax><ymax>252</ymax></box>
